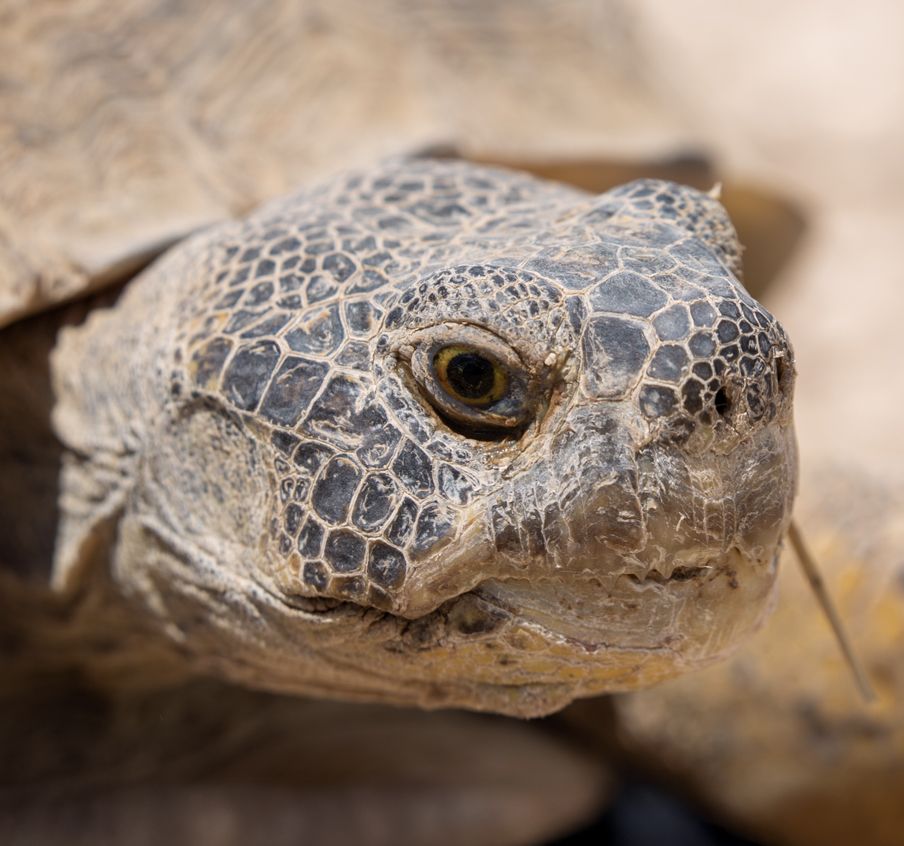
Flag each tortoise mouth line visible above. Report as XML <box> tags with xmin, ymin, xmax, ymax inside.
<box><xmin>622</xmin><ymin>564</ymin><xmax>711</xmax><ymax>586</ymax></box>
<box><xmin>278</xmin><ymin>561</ymin><xmax>715</xmax><ymax>630</ymax></box>
<box><xmin>283</xmin><ymin>584</ymin><xmax>498</xmax><ymax>621</ymax></box>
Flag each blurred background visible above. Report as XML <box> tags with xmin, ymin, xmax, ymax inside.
<box><xmin>2</xmin><ymin>1</ymin><xmax>903</xmax><ymax>843</ymax></box>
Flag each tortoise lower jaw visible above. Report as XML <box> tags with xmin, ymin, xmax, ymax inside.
<box><xmin>253</xmin><ymin>551</ymin><xmax>777</xmax><ymax>715</ymax></box>
<box><xmin>196</xmin><ymin>539</ymin><xmax>779</xmax><ymax>716</ymax></box>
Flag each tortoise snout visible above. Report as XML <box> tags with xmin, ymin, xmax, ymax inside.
<box><xmin>637</xmin><ymin>294</ymin><xmax>794</xmax><ymax>442</ymax></box>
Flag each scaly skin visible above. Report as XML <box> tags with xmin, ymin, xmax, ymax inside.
<box><xmin>51</xmin><ymin>158</ymin><xmax>797</xmax><ymax>717</ymax></box>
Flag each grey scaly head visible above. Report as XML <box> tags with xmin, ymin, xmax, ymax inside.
<box><xmin>52</xmin><ymin>158</ymin><xmax>797</xmax><ymax>717</ymax></box>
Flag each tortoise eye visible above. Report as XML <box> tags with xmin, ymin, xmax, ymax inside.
<box><xmin>433</xmin><ymin>346</ymin><xmax>509</xmax><ymax>408</ymax></box>
<box><xmin>403</xmin><ymin>324</ymin><xmax>534</xmax><ymax>438</ymax></box>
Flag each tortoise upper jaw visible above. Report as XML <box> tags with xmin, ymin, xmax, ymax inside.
<box><xmin>471</xmin><ymin>542</ymin><xmax>779</xmax><ymax>658</ymax></box>
<box><xmin>388</xmin><ymin>514</ymin><xmax>497</xmax><ymax>619</ymax></box>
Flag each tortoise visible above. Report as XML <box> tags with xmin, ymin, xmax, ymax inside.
<box><xmin>5</xmin><ymin>2</ymin><xmax>899</xmax><ymax>843</ymax></box>
<box><xmin>0</xmin><ymin>153</ymin><xmax>800</xmax><ymax>842</ymax></box>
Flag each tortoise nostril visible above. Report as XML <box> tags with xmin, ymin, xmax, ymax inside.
<box><xmin>714</xmin><ymin>386</ymin><xmax>732</xmax><ymax>418</ymax></box>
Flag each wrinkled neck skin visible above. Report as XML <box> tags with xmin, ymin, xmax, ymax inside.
<box><xmin>50</xmin><ymin>160</ymin><xmax>798</xmax><ymax>717</ymax></box>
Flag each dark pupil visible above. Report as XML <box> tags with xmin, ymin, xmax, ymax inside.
<box><xmin>446</xmin><ymin>353</ymin><xmax>495</xmax><ymax>399</ymax></box>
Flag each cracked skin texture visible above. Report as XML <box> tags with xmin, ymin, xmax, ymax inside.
<box><xmin>50</xmin><ymin>158</ymin><xmax>798</xmax><ymax>717</ymax></box>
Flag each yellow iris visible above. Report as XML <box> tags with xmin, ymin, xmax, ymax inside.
<box><xmin>433</xmin><ymin>345</ymin><xmax>509</xmax><ymax>408</ymax></box>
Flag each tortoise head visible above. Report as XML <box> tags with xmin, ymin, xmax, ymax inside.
<box><xmin>53</xmin><ymin>162</ymin><xmax>797</xmax><ymax>716</ymax></box>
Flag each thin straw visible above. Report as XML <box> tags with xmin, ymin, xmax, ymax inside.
<box><xmin>787</xmin><ymin>520</ymin><xmax>876</xmax><ymax>703</ymax></box>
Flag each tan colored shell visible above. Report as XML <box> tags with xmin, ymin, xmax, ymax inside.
<box><xmin>0</xmin><ymin>0</ymin><xmax>680</xmax><ymax>329</ymax></box>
